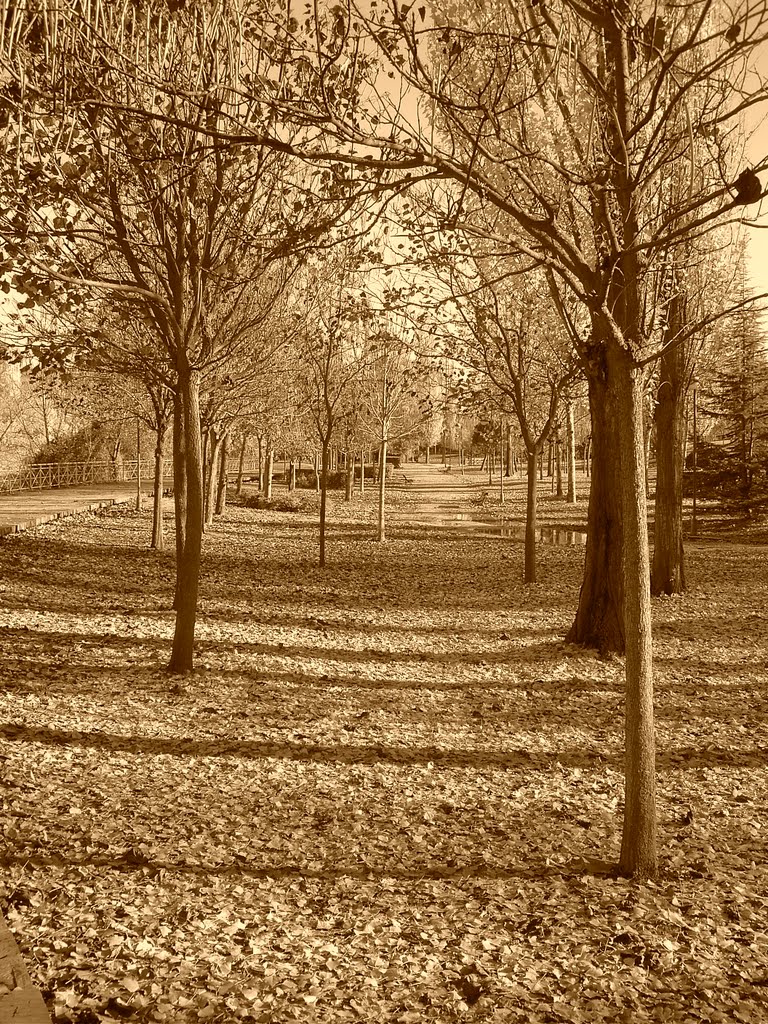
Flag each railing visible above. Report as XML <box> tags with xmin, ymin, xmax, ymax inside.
<box><xmin>0</xmin><ymin>458</ymin><xmax>264</xmax><ymax>495</ymax></box>
<box><xmin>0</xmin><ymin>461</ymin><xmax>161</xmax><ymax>495</ymax></box>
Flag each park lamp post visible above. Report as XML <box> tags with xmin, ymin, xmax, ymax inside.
<box><xmin>691</xmin><ymin>377</ymin><xmax>699</xmax><ymax>538</ymax></box>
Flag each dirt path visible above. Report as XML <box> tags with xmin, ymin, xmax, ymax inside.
<box><xmin>388</xmin><ymin>461</ymin><xmax>488</xmax><ymax>528</ymax></box>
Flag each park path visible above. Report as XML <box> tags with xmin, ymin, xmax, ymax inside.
<box><xmin>388</xmin><ymin>460</ymin><xmax>488</xmax><ymax>528</ymax></box>
<box><xmin>0</xmin><ymin>481</ymin><xmax>154</xmax><ymax>536</ymax></box>
<box><xmin>0</xmin><ymin>461</ymin><xmax>498</xmax><ymax>537</ymax></box>
<box><xmin>0</xmin><ymin>464</ymin><xmax>471</xmax><ymax>537</ymax></box>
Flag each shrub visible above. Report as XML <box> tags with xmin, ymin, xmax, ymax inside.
<box><xmin>292</xmin><ymin>469</ymin><xmax>348</xmax><ymax>490</ymax></box>
<box><xmin>243</xmin><ymin>492</ymin><xmax>317</xmax><ymax>513</ymax></box>
<box><xmin>31</xmin><ymin>422</ymin><xmax>113</xmax><ymax>465</ymax></box>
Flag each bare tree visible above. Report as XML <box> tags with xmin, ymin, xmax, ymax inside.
<box><xmin>359</xmin><ymin>318</ymin><xmax>429</xmax><ymax>541</ymax></box>
<box><xmin>417</xmin><ymin>243</ymin><xmax>579</xmax><ymax>580</ymax></box>
<box><xmin>295</xmin><ymin>255</ymin><xmax>369</xmax><ymax>566</ymax></box>
<box><xmin>0</xmin><ymin>6</ymin><xmax>371</xmax><ymax>670</ymax></box>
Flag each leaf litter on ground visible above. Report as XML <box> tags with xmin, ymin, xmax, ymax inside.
<box><xmin>0</xmin><ymin>487</ymin><xmax>766</xmax><ymax>1023</ymax></box>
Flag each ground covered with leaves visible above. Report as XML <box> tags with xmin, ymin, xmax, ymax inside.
<box><xmin>0</xmin><ymin>485</ymin><xmax>767</xmax><ymax>1023</ymax></box>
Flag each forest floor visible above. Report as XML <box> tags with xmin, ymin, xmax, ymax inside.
<box><xmin>0</xmin><ymin>477</ymin><xmax>767</xmax><ymax>1024</ymax></box>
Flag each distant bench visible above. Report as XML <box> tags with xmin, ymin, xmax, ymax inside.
<box><xmin>0</xmin><ymin>914</ymin><xmax>51</xmax><ymax>1022</ymax></box>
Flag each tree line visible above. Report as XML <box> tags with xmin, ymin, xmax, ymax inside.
<box><xmin>2</xmin><ymin>0</ymin><xmax>768</xmax><ymax>878</ymax></box>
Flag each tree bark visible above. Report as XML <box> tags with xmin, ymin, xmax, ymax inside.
<box><xmin>611</xmin><ymin>341</ymin><xmax>657</xmax><ymax>880</ymax></box>
<box><xmin>151</xmin><ymin>418</ymin><xmax>168</xmax><ymax>551</ymax></box>
<box><xmin>215</xmin><ymin>431</ymin><xmax>228</xmax><ymax>515</ymax></box>
<box><xmin>360</xmin><ymin>448</ymin><xmax>365</xmax><ymax>494</ymax></box>
<box><xmin>135</xmin><ymin>419</ymin><xmax>142</xmax><ymax>512</ymax></box>
<box><xmin>204</xmin><ymin>428</ymin><xmax>221</xmax><ymax>529</ymax></box>
<box><xmin>566</xmin><ymin>358</ymin><xmax>625</xmax><ymax>654</ymax></box>
<box><xmin>377</xmin><ymin>437</ymin><xmax>388</xmax><ymax>542</ymax></box>
<box><xmin>236</xmin><ymin>434</ymin><xmax>247</xmax><ymax>496</ymax></box>
<box><xmin>172</xmin><ymin>391</ymin><xmax>187</xmax><ymax>611</ymax></box>
<box><xmin>319</xmin><ymin>440</ymin><xmax>329</xmax><ymax>567</ymax></box>
<box><xmin>524</xmin><ymin>448</ymin><xmax>538</xmax><ymax>584</ymax></box>
<box><xmin>603</xmin><ymin>9</ymin><xmax>657</xmax><ymax>878</ymax></box>
<box><xmin>264</xmin><ymin>448</ymin><xmax>274</xmax><ymax>500</ymax></box>
<box><xmin>201</xmin><ymin>428</ymin><xmax>209</xmax><ymax>510</ymax></box>
<box><xmin>169</xmin><ymin>365</ymin><xmax>204</xmax><ymax>673</ymax></box>
<box><xmin>555</xmin><ymin>426</ymin><xmax>563</xmax><ymax>497</ymax></box>
<box><xmin>643</xmin><ymin>401</ymin><xmax>653</xmax><ymax>499</ymax></box>
<box><xmin>345</xmin><ymin>451</ymin><xmax>353</xmax><ymax>501</ymax></box>
<box><xmin>652</xmin><ymin>334</ymin><xmax>687</xmax><ymax>595</ymax></box>
<box><xmin>566</xmin><ymin>397</ymin><xmax>577</xmax><ymax>504</ymax></box>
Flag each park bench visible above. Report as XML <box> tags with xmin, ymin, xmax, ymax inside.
<box><xmin>0</xmin><ymin>914</ymin><xmax>51</xmax><ymax>1023</ymax></box>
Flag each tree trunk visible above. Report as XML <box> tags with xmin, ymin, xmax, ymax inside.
<box><xmin>566</xmin><ymin>360</ymin><xmax>625</xmax><ymax>654</ymax></box>
<box><xmin>290</xmin><ymin>460</ymin><xmax>297</xmax><ymax>491</ymax></box>
<box><xmin>169</xmin><ymin>365</ymin><xmax>204</xmax><ymax>673</ymax></box>
<box><xmin>201</xmin><ymin>429</ymin><xmax>209</xmax><ymax>509</ymax></box>
<box><xmin>110</xmin><ymin>436</ymin><xmax>122</xmax><ymax>480</ymax></box>
<box><xmin>525</xmin><ymin>448</ymin><xmax>538</xmax><ymax>584</ymax></box>
<box><xmin>236</xmin><ymin>434</ymin><xmax>247</xmax><ymax>496</ymax></box>
<box><xmin>360</xmin><ymin>448</ymin><xmax>366</xmax><ymax>494</ymax></box>
<box><xmin>566</xmin><ymin>397</ymin><xmax>577</xmax><ymax>504</ymax></box>
<box><xmin>257</xmin><ymin>436</ymin><xmax>264</xmax><ymax>491</ymax></box>
<box><xmin>135</xmin><ymin>419</ymin><xmax>143</xmax><ymax>512</ymax></box>
<box><xmin>500</xmin><ymin>427</ymin><xmax>505</xmax><ymax>504</ymax></box>
<box><xmin>611</xmin><ymin>341</ymin><xmax>657</xmax><ymax>880</ymax></box>
<box><xmin>215</xmin><ymin>431</ymin><xmax>228</xmax><ymax>515</ymax></box>
<box><xmin>377</xmin><ymin>436</ymin><xmax>388</xmax><ymax>542</ymax></box>
<box><xmin>652</xmin><ymin>337</ymin><xmax>686</xmax><ymax>595</ymax></box>
<box><xmin>151</xmin><ymin>418</ymin><xmax>167</xmax><ymax>551</ymax></box>
<box><xmin>319</xmin><ymin>440</ymin><xmax>329</xmax><ymax>567</ymax></box>
<box><xmin>172</xmin><ymin>391</ymin><xmax>187</xmax><ymax>611</ymax></box>
<box><xmin>555</xmin><ymin>427</ymin><xmax>563</xmax><ymax>497</ymax></box>
<box><xmin>265</xmin><ymin>448</ymin><xmax>274</xmax><ymax>500</ymax></box>
<box><xmin>643</xmin><ymin>402</ymin><xmax>653</xmax><ymax>500</ymax></box>
<box><xmin>345</xmin><ymin>451</ymin><xmax>353</xmax><ymax>501</ymax></box>
<box><xmin>313</xmin><ymin>451</ymin><xmax>320</xmax><ymax>492</ymax></box>
<box><xmin>205</xmin><ymin>428</ymin><xmax>221</xmax><ymax>529</ymax></box>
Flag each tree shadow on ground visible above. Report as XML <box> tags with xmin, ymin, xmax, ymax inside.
<box><xmin>0</xmin><ymin>721</ymin><xmax>615</xmax><ymax>768</ymax></box>
<box><xmin>0</xmin><ymin>848</ymin><xmax>617</xmax><ymax>883</ymax></box>
<box><xmin>0</xmin><ymin>625</ymin><xmax>564</xmax><ymax>667</ymax></box>
<box><xmin>1</xmin><ymin>721</ymin><xmax>762</xmax><ymax>770</ymax></box>
<box><xmin>0</xmin><ymin>526</ymin><xmax>582</xmax><ymax>615</ymax></box>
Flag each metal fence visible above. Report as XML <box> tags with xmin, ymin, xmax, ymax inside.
<box><xmin>0</xmin><ymin>457</ymin><xmax>263</xmax><ymax>495</ymax></box>
<box><xmin>0</xmin><ymin>460</ymin><xmax>164</xmax><ymax>495</ymax></box>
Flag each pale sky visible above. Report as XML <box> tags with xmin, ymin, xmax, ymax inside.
<box><xmin>744</xmin><ymin>39</ymin><xmax>768</xmax><ymax>298</ymax></box>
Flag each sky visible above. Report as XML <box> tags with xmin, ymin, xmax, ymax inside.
<box><xmin>744</xmin><ymin>39</ymin><xmax>768</xmax><ymax>297</ymax></box>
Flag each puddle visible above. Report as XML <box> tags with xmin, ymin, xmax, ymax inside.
<box><xmin>493</xmin><ymin>523</ymin><xmax>587</xmax><ymax>546</ymax></box>
<box><xmin>385</xmin><ymin>488</ymin><xmax>588</xmax><ymax>545</ymax></box>
<box><xmin>390</xmin><ymin>510</ymin><xmax>587</xmax><ymax>545</ymax></box>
